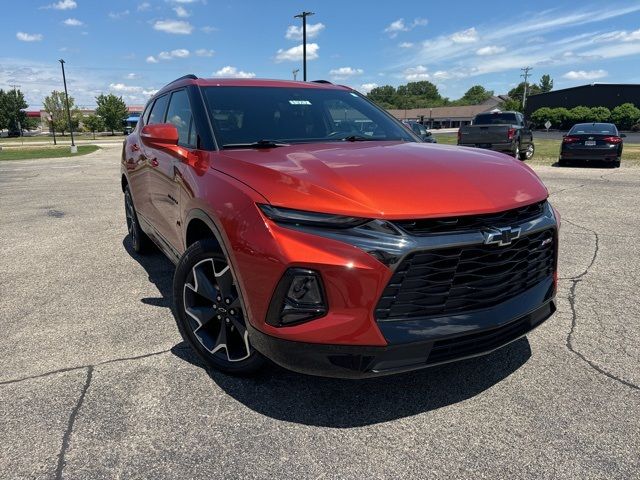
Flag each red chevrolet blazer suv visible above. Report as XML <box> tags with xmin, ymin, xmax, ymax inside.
<box><xmin>121</xmin><ymin>75</ymin><xmax>559</xmax><ymax>378</ymax></box>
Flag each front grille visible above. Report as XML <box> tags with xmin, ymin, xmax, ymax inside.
<box><xmin>426</xmin><ymin>315</ymin><xmax>531</xmax><ymax>364</ymax></box>
<box><xmin>394</xmin><ymin>201</ymin><xmax>545</xmax><ymax>235</ymax></box>
<box><xmin>375</xmin><ymin>228</ymin><xmax>555</xmax><ymax>320</ymax></box>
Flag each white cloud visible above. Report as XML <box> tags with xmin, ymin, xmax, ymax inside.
<box><xmin>359</xmin><ymin>83</ymin><xmax>378</xmax><ymax>94</ymax></box>
<box><xmin>432</xmin><ymin>70</ymin><xmax>452</xmax><ymax>80</ymax></box>
<box><xmin>384</xmin><ymin>17</ymin><xmax>427</xmax><ymax>38</ymax></box>
<box><xmin>108</xmin><ymin>10</ymin><xmax>130</xmax><ymax>20</ymax></box>
<box><xmin>16</xmin><ymin>32</ymin><xmax>43</xmax><ymax>42</ymax></box>
<box><xmin>285</xmin><ymin>22</ymin><xmax>325</xmax><ymax>41</ymax></box>
<box><xmin>126</xmin><ymin>73</ymin><xmax>138</xmax><ymax>79</ymax></box>
<box><xmin>201</xmin><ymin>26</ymin><xmax>216</xmax><ymax>33</ymax></box>
<box><xmin>329</xmin><ymin>67</ymin><xmax>364</xmax><ymax>79</ymax></box>
<box><xmin>110</xmin><ymin>83</ymin><xmax>143</xmax><ymax>93</ymax></box>
<box><xmin>404</xmin><ymin>65</ymin><xmax>430</xmax><ymax>81</ymax></box>
<box><xmin>214</xmin><ymin>66</ymin><xmax>256</xmax><ymax>78</ymax></box>
<box><xmin>63</xmin><ymin>18</ymin><xmax>83</xmax><ymax>26</ymax></box>
<box><xmin>142</xmin><ymin>89</ymin><xmax>158</xmax><ymax>97</ymax></box>
<box><xmin>275</xmin><ymin>43</ymin><xmax>319</xmax><ymax>62</ymax></box>
<box><xmin>146</xmin><ymin>55</ymin><xmax>159</xmax><ymax>63</ymax></box>
<box><xmin>156</xmin><ymin>49</ymin><xmax>190</xmax><ymax>60</ymax></box>
<box><xmin>195</xmin><ymin>49</ymin><xmax>215</xmax><ymax>57</ymax></box>
<box><xmin>42</xmin><ymin>0</ymin><xmax>76</xmax><ymax>10</ymax></box>
<box><xmin>137</xmin><ymin>2</ymin><xmax>151</xmax><ymax>11</ymax></box>
<box><xmin>399</xmin><ymin>42</ymin><xmax>414</xmax><ymax>48</ymax></box>
<box><xmin>476</xmin><ymin>45</ymin><xmax>506</xmax><ymax>56</ymax></box>
<box><xmin>594</xmin><ymin>28</ymin><xmax>640</xmax><ymax>43</ymax></box>
<box><xmin>153</xmin><ymin>20</ymin><xmax>193</xmax><ymax>35</ymax></box>
<box><xmin>563</xmin><ymin>69</ymin><xmax>608</xmax><ymax>80</ymax></box>
<box><xmin>450</xmin><ymin>27</ymin><xmax>479</xmax><ymax>44</ymax></box>
<box><xmin>173</xmin><ymin>6</ymin><xmax>190</xmax><ymax>18</ymax></box>
<box><xmin>384</xmin><ymin>19</ymin><xmax>408</xmax><ymax>38</ymax></box>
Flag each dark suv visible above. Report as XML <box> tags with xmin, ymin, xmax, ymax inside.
<box><xmin>122</xmin><ymin>75</ymin><xmax>559</xmax><ymax>378</ymax></box>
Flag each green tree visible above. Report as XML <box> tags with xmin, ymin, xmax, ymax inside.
<box><xmin>83</xmin><ymin>114</ymin><xmax>104</xmax><ymax>139</ymax></box>
<box><xmin>0</xmin><ymin>90</ymin><xmax>8</xmax><ymax>131</ymax></box>
<box><xmin>501</xmin><ymin>98</ymin><xmax>523</xmax><ymax>112</ymax></box>
<box><xmin>458</xmin><ymin>85</ymin><xmax>494</xmax><ymax>105</ymax></box>
<box><xmin>531</xmin><ymin>107</ymin><xmax>555</xmax><ymax>127</ymax></box>
<box><xmin>611</xmin><ymin>103</ymin><xmax>640</xmax><ymax>130</ymax></box>
<box><xmin>569</xmin><ymin>106</ymin><xmax>593</xmax><ymax>124</ymax></box>
<box><xmin>367</xmin><ymin>85</ymin><xmax>396</xmax><ymax>107</ymax></box>
<box><xmin>539</xmin><ymin>74</ymin><xmax>554</xmax><ymax>93</ymax></box>
<box><xmin>508</xmin><ymin>82</ymin><xmax>542</xmax><ymax>105</ymax></box>
<box><xmin>95</xmin><ymin>94</ymin><xmax>128</xmax><ymax>135</ymax></box>
<box><xmin>43</xmin><ymin>90</ymin><xmax>79</xmax><ymax>135</ymax></box>
<box><xmin>550</xmin><ymin>107</ymin><xmax>572</xmax><ymax>129</ymax></box>
<box><xmin>0</xmin><ymin>89</ymin><xmax>28</xmax><ymax>134</ymax></box>
<box><xmin>589</xmin><ymin>107</ymin><xmax>611</xmax><ymax>123</ymax></box>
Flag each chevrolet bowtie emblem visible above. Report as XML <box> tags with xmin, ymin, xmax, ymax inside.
<box><xmin>483</xmin><ymin>226</ymin><xmax>521</xmax><ymax>246</ymax></box>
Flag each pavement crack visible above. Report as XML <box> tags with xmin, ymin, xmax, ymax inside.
<box><xmin>0</xmin><ymin>348</ymin><xmax>175</xmax><ymax>386</ymax></box>
<box><xmin>561</xmin><ymin>218</ymin><xmax>639</xmax><ymax>392</ymax></box>
<box><xmin>55</xmin><ymin>366</ymin><xmax>93</xmax><ymax>480</ymax></box>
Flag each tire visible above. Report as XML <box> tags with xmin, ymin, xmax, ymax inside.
<box><xmin>124</xmin><ymin>186</ymin><xmax>151</xmax><ymax>253</ymax></box>
<box><xmin>558</xmin><ymin>158</ymin><xmax>567</xmax><ymax>167</ymax></box>
<box><xmin>519</xmin><ymin>143</ymin><xmax>534</xmax><ymax>161</ymax></box>
<box><xmin>172</xmin><ymin>239</ymin><xmax>266</xmax><ymax>375</ymax></box>
<box><xmin>512</xmin><ymin>144</ymin><xmax>520</xmax><ymax>158</ymax></box>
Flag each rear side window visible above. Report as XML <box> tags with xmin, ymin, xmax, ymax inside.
<box><xmin>141</xmin><ymin>102</ymin><xmax>153</xmax><ymax>125</ymax></box>
<box><xmin>148</xmin><ymin>95</ymin><xmax>169</xmax><ymax>125</ymax></box>
<box><xmin>166</xmin><ymin>90</ymin><xmax>197</xmax><ymax>147</ymax></box>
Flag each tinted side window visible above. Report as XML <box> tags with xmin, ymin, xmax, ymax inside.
<box><xmin>148</xmin><ymin>95</ymin><xmax>169</xmax><ymax>125</ymax></box>
<box><xmin>142</xmin><ymin>102</ymin><xmax>153</xmax><ymax>125</ymax></box>
<box><xmin>166</xmin><ymin>90</ymin><xmax>196</xmax><ymax>147</ymax></box>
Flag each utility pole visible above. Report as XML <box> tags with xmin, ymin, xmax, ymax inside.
<box><xmin>521</xmin><ymin>66</ymin><xmax>532</xmax><ymax>110</ymax></box>
<box><xmin>59</xmin><ymin>59</ymin><xmax>77</xmax><ymax>153</ymax></box>
<box><xmin>9</xmin><ymin>84</ymin><xmax>21</xmax><ymax>92</ymax></box>
<box><xmin>294</xmin><ymin>11</ymin><xmax>314</xmax><ymax>81</ymax></box>
<box><xmin>292</xmin><ymin>69</ymin><xmax>299</xmax><ymax>81</ymax></box>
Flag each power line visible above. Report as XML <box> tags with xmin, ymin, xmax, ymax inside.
<box><xmin>9</xmin><ymin>84</ymin><xmax>21</xmax><ymax>92</ymax></box>
<box><xmin>520</xmin><ymin>67</ymin><xmax>532</xmax><ymax>110</ymax></box>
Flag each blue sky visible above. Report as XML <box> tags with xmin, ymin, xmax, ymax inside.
<box><xmin>2</xmin><ymin>0</ymin><xmax>640</xmax><ymax>108</ymax></box>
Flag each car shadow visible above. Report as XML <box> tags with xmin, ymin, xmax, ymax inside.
<box><xmin>122</xmin><ymin>236</ymin><xmax>533</xmax><ymax>427</ymax></box>
<box><xmin>171</xmin><ymin>337</ymin><xmax>532</xmax><ymax>428</ymax></box>
<box><xmin>122</xmin><ymin>237</ymin><xmax>175</xmax><ymax>308</ymax></box>
<box><xmin>553</xmin><ymin>160</ymin><xmax>619</xmax><ymax>168</ymax></box>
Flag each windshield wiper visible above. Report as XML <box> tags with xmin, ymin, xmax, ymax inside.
<box><xmin>222</xmin><ymin>139</ymin><xmax>290</xmax><ymax>149</ymax></box>
<box><xmin>338</xmin><ymin>135</ymin><xmax>375</xmax><ymax>142</ymax></box>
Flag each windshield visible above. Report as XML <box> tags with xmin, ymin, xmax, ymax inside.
<box><xmin>203</xmin><ymin>86</ymin><xmax>415</xmax><ymax>146</ymax></box>
<box><xmin>569</xmin><ymin>123</ymin><xmax>617</xmax><ymax>135</ymax></box>
<box><xmin>473</xmin><ymin>113</ymin><xmax>518</xmax><ymax>125</ymax></box>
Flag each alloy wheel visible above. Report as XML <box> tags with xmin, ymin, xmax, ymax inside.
<box><xmin>125</xmin><ymin>192</ymin><xmax>137</xmax><ymax>246</ymax></box>
<box><xmin>183</xmin><ymin>258</ymin><xmax>251</xmax><ymax>362</ymax></box>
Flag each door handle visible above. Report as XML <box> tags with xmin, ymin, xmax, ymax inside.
<box><xmin>150</xmin><ymin>158</ymin><xmax>159</xmax><ymax>167</ymax></box>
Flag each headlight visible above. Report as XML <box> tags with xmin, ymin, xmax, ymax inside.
<box><xmin>258</xmin><ymin>204</ymin><xmax>370</xmax><ymax>229</ymax></box>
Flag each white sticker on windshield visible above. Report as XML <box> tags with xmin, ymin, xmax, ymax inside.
<box><xmin>289</xmin><ymin>100</ymin><xmax>311</xmax><ymax>105</ymax></box>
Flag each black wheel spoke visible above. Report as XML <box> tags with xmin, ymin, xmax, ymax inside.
<box><xmin>214</xmin><ymin>321</ymin><xmax>228</xmax><ymax>348</ymax></box>
<box><xmin>214</xmin><ymin>264</ymin><xmax>234</xmax><ymax>299</ymax></box>
<box><xmin>186</xmin><ymin>305</ymin><xmax>216</xmax><ymax>327</ymax></box>
<box><xmin>193</xmin><ymin>265</ymin><xmax>218</xmax><ymax>301</ymax></box>
<box><xmin>229</xmin><ymin>315</ymin><xmax>246</xmax><ymax>335</ymax></box>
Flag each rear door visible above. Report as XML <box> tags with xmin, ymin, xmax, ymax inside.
<box><xmin>147</xmin><ymin>89</ymin><xmax>197</xmax><ymax>253</ymax></box>
<box><xmin>136</xmin><ymin>94</ymin><xmax>169</xmax><ymax>225</ymax></box>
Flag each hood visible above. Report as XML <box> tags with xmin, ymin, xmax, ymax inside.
<box><xmin>213</xmin><ymin>142</ymin><xmax>548</xmax><ymax>220</ymax></box>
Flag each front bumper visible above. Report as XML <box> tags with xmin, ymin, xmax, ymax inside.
<box><xmin>249</xmin><ymin>279</ymin><xmax>556</xmax><ymax>378</ymax></box>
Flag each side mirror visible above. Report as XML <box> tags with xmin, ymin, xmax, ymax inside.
<box><xmin>620</xmin><ymin>133</ymin><xmax>627</xmax><ymax>138</ymax></box>
<box><xmin>141</xmin><ymin>123</ymin><xmax>179</xmax><ymax>146</ymax></box>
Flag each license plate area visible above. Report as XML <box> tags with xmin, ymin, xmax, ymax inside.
<box><xmin>476</xmin><ymin>143</ymin><xmax>492</xmax><ymax>149</ymax></box>
<box><xmin>585</xmin><ymin>140</ymin><xmax>596</xmax><ymax>146</ymax></box>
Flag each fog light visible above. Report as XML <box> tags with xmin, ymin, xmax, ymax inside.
<box><xmin>266</xmin><ymin>268</ymin><xmax>327</xmax><ymax>326</ymax></box>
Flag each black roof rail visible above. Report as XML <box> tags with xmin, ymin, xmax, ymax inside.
<box><xmin>168</xmin><ymin>74</ymin><xmax>198</xmax><ymax>85</ymax></box>
<box><xmin>311</xmin><ymin>80</ymin><xmax>333</xmax><ymax>84</ymax></box>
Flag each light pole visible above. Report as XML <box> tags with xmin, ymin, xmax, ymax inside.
<box><xmin>292</xmin><ymin>69</ymin><xmax>300</xmax><ymax>81</ymax></box>
<box><xmin>59</xmin><ymin>59</ymin><xmax>76</xmax><ymax>153</ymax></box>
<box><xmin>294</xmin><ymin>11</ymin><xmax>314</xmax><ymax>81</ymax></box>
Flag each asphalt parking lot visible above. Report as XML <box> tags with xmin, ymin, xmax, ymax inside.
<box><xmin>1</xmin><ymin>145</ymin><xmax>639</xmax><ymax>479</ymax></box>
